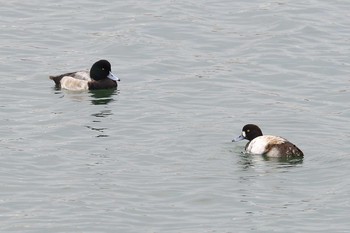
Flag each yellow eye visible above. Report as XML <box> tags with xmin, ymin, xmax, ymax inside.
<box><xmin>102</xmin><ymin>68</ymin><xmax>105</xmax><ymax>70</ymax></box>
<box><xmin>247</xmin><ymin>129</ymin><xmax>250</xmax><ymax>132</ymax></box>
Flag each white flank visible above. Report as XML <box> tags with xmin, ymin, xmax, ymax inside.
<box><xmin>246</xmin><ymin>135</ymin><xmax>286</xmax><ymax>155</ymax></box>
<box><xmin>266</xmin><ymin>147</ymin><xmax>282</xmax><ymax>157</ymax></box>
<box><xmin>61</xmin><ymin>76</ymin><xmax>89</xmax><ymax>91</ymax></box>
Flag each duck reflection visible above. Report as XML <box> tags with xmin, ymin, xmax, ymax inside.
<box><xmin>91</xmin><ymin>110</ymin><xmax>113</xmax><ymax>118</ymax></box>
<box><xmin>51</xmin><ymin>87</ymin><xmax>117</xmax><ymax>104</ymax></box>
<box><xmin>238</xmin><ymin>152</ymin><xmax>303</xmax><ymax>171</ymax></box>
<box><xmin>89</xmin><ymin>89</ymin><xmax>117</xmax><ymax>105</ymax></box>
<box><xmin>262</xmin><ymin>154</ymin><xmax>303</xmax><ymax>165</ymax></box>
<box><xmin>51</xmin><ymin>87</ymin><xmax>118</xmax><ymax>138</ymax></box>
<box><xmin>85</xmin><ymin>125</ymin><xmax>108</xmax><ymax>137</ymax></box>
<box><xmin>86</xmin><ymin>109</ymin><xmax>113</xmax><ymax>138</ymax></box>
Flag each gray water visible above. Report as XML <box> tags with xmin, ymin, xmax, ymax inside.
<box><xmin>1</xmin><ymin>1</ymin><xmax>350</xmax><ymax>232</ymax></box>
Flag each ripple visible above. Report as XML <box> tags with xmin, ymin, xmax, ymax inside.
<box><xmin>1</xmin><ymin>0</ymin><xmax>350</xmax><ymax>232</ymax></box>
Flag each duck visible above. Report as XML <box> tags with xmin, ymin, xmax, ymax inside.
<box><xmin>232</xmin><ymin>124</ymin><xmax>304</xmax><ymax>158</ymax></box>
<box><xmin>50</xmin><ymin>60</ymin><xmax>120</xmax><ymax>91</ymax></box>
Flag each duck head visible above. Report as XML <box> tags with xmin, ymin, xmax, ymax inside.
<box><xmin>232</xmin><ymin>124</ymin><xmax>263</xmax><ymax>142</ymax></box>
<box><xmin>90</xmin><ymin>60</ymin><xmax>120</xmax><ymax>82</ymax></box>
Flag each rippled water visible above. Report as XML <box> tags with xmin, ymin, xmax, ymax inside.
<box><xmin>1</xmin><ymin>0</ymin><xmax>350</xmax><ymax>232</ymax></box>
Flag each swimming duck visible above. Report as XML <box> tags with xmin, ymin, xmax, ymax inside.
<box><xmin>50</xmin><ymin>60</ymin><xmax>120</xmax><ymax>91</ymax></box>
<box><xmin>232</xmin><ymin>124</ymin><xmax>304</xmax><ymax>157</ymax></box>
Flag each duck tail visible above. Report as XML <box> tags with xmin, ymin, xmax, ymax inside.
<box><xmin>49</xmin><ymin>75</ymin><xmax>63</xmax><ymax>86</ymax></box>
<box><xmin>288</xmin><ymin>143</ymin><xmax>304</xmax><ymax>157</ymax></box>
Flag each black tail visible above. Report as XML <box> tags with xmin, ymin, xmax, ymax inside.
<box><xmin>49</xmin><ymin>75</ymin><xmax>63</xmax><ymax>86</ymax></box>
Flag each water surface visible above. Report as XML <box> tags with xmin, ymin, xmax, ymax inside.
<box><xmin>1</xmin><ymin>1</ymin><xmax>350</xmax><ymax>232</ymax></box>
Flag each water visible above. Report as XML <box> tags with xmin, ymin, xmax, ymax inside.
<box><xmin>1</xmin><ymin>0</ymin><xmax>350</xmax><ymax>232</ymax></box>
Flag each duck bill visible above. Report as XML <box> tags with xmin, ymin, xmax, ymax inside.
<box><xmin>107</xmin><ymin>72</ymin><xmax>120</xmax><ymax>81</ymax></box>
<box><xmin>232</xmin><ymin>134</ymin><xmax>245</xmax><ymax>142</ymax></box>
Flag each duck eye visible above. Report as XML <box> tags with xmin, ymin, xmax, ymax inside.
<box><xmin>102</xmin><ymin>68</ymin><xmax>105</xmax><ymax>70</ymax></box>
<box><xmin>247</xmin><ymin>129</ymin><xmax>250</xmax><ymax>133</ymax></box>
